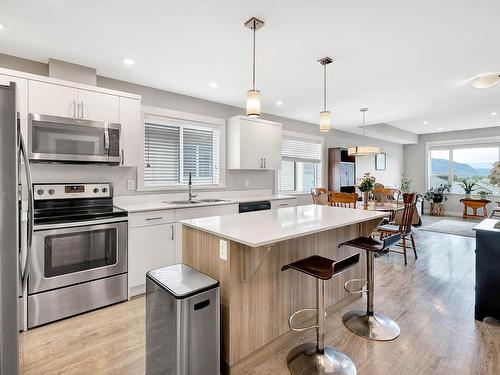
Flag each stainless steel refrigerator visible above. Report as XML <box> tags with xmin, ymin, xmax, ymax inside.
<box><xmin>0</xmin><ymin>82</ymin><xmax>33</xmax><ymax>374</ymax></box>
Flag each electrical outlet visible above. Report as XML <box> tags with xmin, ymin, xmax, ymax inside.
<box><xmin>127</xmin><ymin>179</ymin><xmax>135</xmax><ymax>191</ymax></box>
<box><xmin>244</xmin><ymin>178</ymin><xmax>250</xmax><ymax>187</ymax></box>
<box><xmin>219</xmin><ymin>239</ymin><xmax>228</xmax><ymax>261</ymax></box>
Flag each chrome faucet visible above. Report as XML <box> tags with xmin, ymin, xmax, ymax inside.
<box><xmin>188</xmin><ymin>172</ymin><xmax>198</xmax><ymax>203</ymax></box>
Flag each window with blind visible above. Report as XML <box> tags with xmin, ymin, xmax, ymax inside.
<box><xmin>279</xmin><ymin>137</ymin><xmax>322</xmax><ymax>193</ymax></box>
<box><xmin>144</xmin><ymin>118</ymin><xmax>221</xmax><ymax>187</ymax></box>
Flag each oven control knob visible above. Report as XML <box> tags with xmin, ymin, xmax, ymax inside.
<box><xmin>37</xmin><ymin>189</ymin><xmax>44</xmax><ymax>195</ymax></box>
<box><xmin>93</xmin><ymin>188</ymin><xmax>99</xmax><ymax>193</ymax></box>
<box><xmin>102</xmin><ymin>187</ymin><xmax>108</xmax><ymax>193</ymax></box>
<box><xmin>48</xmin><ymin>189</ymin><xmax>54</xmax><ymax>195</ymax></box>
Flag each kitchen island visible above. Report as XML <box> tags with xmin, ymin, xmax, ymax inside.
<box><xmin>181</xmin><ymin>205</ymin><xmax>388</xmax><ymax>374</ymax></box>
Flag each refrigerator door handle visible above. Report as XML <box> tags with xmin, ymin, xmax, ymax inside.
<box><xmin>19</xmin><ymin>128</ymin><xmax>34</xmax><ymax>290</ymax></box>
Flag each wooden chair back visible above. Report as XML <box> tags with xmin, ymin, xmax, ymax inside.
<box><xmin>373</xmin><ymin>188</ymin><xmax>401</xmax><ymax>202</ymax></box>
<box><xmin>398</xmin><ymin>193</ymin><xmax>417</xmax><ymax>234</ymax></box>
<box><xmin>311</xmin><ymin>188</ymin><xmax>329</xmax><ymax>205</ymax></box>
<box><xmin>328</xmin><ymin>192</ymin><xmax>359</xmax><ymax>208</ymax></box>
<box><xmin>373</xmin><ymin>183</ymin><xmax>385</xmax><ymax>189</ymax></box>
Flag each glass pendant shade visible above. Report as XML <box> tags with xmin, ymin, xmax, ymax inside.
<box><xmin>246</xmin><ymin>89</ymin><xmax>261</xmax><ymax>118</ymax></box>
<box><xmin>319</xmin><ymin>111</ymin><xmax>331</xmax><ymax>132</ymax></box>
<box><xmin>347</xmin><ymin>145</ymin><xmax>381</xmax><ymax>156</ymax></box>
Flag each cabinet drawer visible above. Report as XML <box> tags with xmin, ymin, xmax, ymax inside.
<box><xmin>271</xmin><ymin>198</ymin><xmax>297</xmax><ymax>209</ymax></box>
<box><xmin>129</xmin><ymin>210</ymin><xmax>175</xmax><ymax>228</ymax></box>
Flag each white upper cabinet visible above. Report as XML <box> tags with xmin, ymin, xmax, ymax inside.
<box><xmin>78</xmin><ymin>89</ymin><xmax>119</xmax><ymax>123</ymax></box>
<box><xmin>227</xmin><ymin>116</ymin><xmax>282</xmax><ymax>170</ymax></box>
<box><xmin>28</xmin><ymin>80</ymin><xmax>119</xmax><ymax>122</ymax></box>
<box><xmin>119</xmin><ymin>97</ymin><xmax>142</xmax><ymax>167</ymax></box>
<box><xmin>29</xmin><ymin>80</ymin><xmax>78</xmax><ymax>118</ymax></box>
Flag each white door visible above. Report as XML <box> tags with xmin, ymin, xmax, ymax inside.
<box><xmin>129</xmin><ymin>223</ymin><xmax>175</xmax><ymax>296</ymax></box>
<box><xmin>260</xmin><ymin>124</ymin><xmax>282</xmax><ymax>170</ymax></box>
<box><xmin>28</xmin><ymin>81</ymin><xmax>78</xmax><ymax>118</ymax></box>
<box><xmin>239</xmin><ymin>119</ymin><xmax>266</xmax><ymax>169</ymax></box>
<box><xmin>77</xmin><ymin>89</ymin><xmax>119</xmax><ymax>122</ymax></box>
<box><xmin>119</xmin><ymin>97</ymin><xmax>142</xmax><ymax>167</ymax></box>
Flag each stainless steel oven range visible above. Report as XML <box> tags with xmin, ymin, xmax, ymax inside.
<box><xmin>28</xmin><ymin>183</ymin><xmax>128</xmax><ymax>328</ymax></box>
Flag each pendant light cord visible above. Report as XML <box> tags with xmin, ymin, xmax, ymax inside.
<box><xmin>362</xmin><ymin>110</ymin><xmax>365</xmax><ymax>137</ymax></box>
<box><xmin>252</xmin><ymin>21</ymin><xmax>256</xmax><ymax>90</ymax></box>
<box><xmin>323</xmin><ymin>63</ymin><xmax>327</xmax><ymax>111</ymax></box>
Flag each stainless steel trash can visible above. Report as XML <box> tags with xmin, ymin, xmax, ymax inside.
<box><xmin>146</xmin><ymin>264</ymin><xmax>220</xmax><ymax>375</ymax></box>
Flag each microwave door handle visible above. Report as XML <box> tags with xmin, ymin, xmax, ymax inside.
<box><xmin>19</xmin><ymin>129</ymin><xmax>34</xmax><ymax>290</ymax></box>
<box><xmin>104</xmin><ymin>128</ymin><xmax>110</xmax><ymax>154</ymax></box>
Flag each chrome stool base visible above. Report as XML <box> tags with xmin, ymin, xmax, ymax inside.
<box><xmin>342</xmin><ymin>310</ymin><xmax>400</xmax><ymax>341</ymax></box>
<box><xmin>287</xmin><ymin>343</ymin><xmax>357</xmax><ymax>375</ymax></box>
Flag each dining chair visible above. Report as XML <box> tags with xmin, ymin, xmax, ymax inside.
<box><xmin>377</xmin><ymin>193</ymin><xmax>417</xmax><ymax>265</ymax></box>
<box><xmin>311</xmin><ymin>188</ymin><xmax>329</xmax><ymax>205</ymax></box>
<box><xmin>491</xmin><ymin>201</ymin><xmax>500</xmax><ymax>218</ymax></box>
<box><xmin>373</xmin><ymin>183</ymin><xmax>385</xmax><ymax>189</ymax></box>
<box><xmin>373</xmin><ymin>188</ymin><xmax>401</xmax><ymax>203</ymax></box>
<box><xmin>328</xmin><ymin>192</ymin><xmax>359</xmax><ymax>208</ymax></box>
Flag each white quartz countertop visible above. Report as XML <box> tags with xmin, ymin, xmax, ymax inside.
<box><xmin>181</xmin><ymin>204</ymin><xmax>389</xmax><ymax>247</ymax></box>
<box><xmin>116</xmin><ymin>194</ymin><xmax>296</xmax><ymax>213</ymax></box>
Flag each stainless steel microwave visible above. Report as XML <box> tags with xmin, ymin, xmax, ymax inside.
<box><xmin>28</xmin><ymin>113</ymin><xmax>121</xmax><ymax>164</ymax></box>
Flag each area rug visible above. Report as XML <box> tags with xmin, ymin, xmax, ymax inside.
<box><xmin>419</xmin><ymin>219</ymin><xmax>477</xmax><ymax>238</ymax></box>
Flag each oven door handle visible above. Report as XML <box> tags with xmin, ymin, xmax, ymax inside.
<box><xmin>34</xmin><ymin>216</ymin><xmax>128</xmax><ymax>231</ymax></box>
<box><xmin>19</xmin><ymin>124</ymin><xmax>34</xmax><ymax>291</ymax></box>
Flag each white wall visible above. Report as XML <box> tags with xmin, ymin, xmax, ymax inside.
<box><xmin>1</xmin><ymin>53</ymin><xmax>404</xmax><ymax>196</ymax></box>
<box><xmin>404</xmin><ymin>126</ymin><xmax>500</xmax><ymax>215</ymax></box>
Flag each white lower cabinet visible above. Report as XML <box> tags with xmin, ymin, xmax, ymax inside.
<box><xmin>128</xmin><ymin>222</ymin><xmax>175</xmax><ymax>296</ymax></box>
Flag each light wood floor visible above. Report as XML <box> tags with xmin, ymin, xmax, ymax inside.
<box><xmin>19</xmin><ymin>216</ymin><xmax>499</xmax><ymax>375</ymax></box>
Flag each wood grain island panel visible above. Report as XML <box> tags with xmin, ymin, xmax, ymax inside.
<box><xmin>182</xmin><ymin>206</ymin><xmax>386</xmax><ymax>374</ymax></box>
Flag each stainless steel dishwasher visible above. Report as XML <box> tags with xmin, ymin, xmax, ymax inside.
<box><xmin>146</xmin><ymin>264</ymin><xmax>220</xmax><ymax>375</ymax></box>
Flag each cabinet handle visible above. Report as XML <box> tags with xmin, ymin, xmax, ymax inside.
<box><xmin>280</xmin><ymin>203</ymin><xmax>289</xmax><ymax>206</ymax></box>
<box><xmin>145</xmin><ymin>216</ymin><xmax>163</xmax><ymax>221</ymax></box>
<box><xmin>171</xmin><ymin>224</ymin><xmax>174</xmax><ymax>241</ymax></box>
<box><xmin>80</xmin><ymin>101</ymin><xmax>84</xmax><ymax>118</ymax></box>
<box><xmin>72</xmin><ymin>100</ymin><xmax>77</xmax><ymax>117</ymax></box>
<box><xmin>264</xmin><ymin>158</ymin><xmax>267</xmax><ymax>169</ymax></box>
<box><xmin>121</xmin><ymin>149</ymin><xmax>124</xmax><ymax>165</ymax></box>
<box><xmin>260</xmin><ymin>158</ymin><xmax>263</xmax><ymax>168</ymax></box>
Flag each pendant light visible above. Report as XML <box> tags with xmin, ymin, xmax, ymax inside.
<box><xmin>318</xmin><ymin>57</ymin><xmax>333</xmax><ymax>132</ymax></box>
<box><xmin>347</xmin><ymin>108</ymin><xmax>381</xmax><ymax>156</ymax></box>
<box><xmin>245</xmin><ymin>17</ymin><xmax>265</xmax><ymax>118</ymax></box>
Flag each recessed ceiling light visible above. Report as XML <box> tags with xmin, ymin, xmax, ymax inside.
<box><xmin>491</xmin><ymin>112</ymin><xmax>497</xmax><ymax>116</ymax></box>
<box><xmin>122</xmin><ymin>58</ymin><xmax>135</xmax><ymax>66</ymax></box>
<box><xmin>209</xmin><ymin>82</ymin><xmax>219</xmax><ymax>88</ymax></box>
<box><xmin>437</xmin><ymin>127</ymin><xmax>443</xmax><ymax>131</ymax></box>
<box><xmin>469</xmin><ymin>73</ymin><xmax>500</xmax><ymax>89</ymax></box>
<box><xmin>275</xmin><ymin>100</ymin><xmax>283</xmax><ymax>106</ymax></box>
<box><xmin>423</xmin><ymin>120</ymin><xmax>428</xmax><ymax>125</ymax></box>
<box><xmin>0</xmin><ymin>24</ymin><xmax>4</xmax><ymax>30</ymax></box>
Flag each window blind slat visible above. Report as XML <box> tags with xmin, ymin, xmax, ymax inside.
<box><xmin>144</xmin><ymin>119</ymin><xmax>220</xmax><ymax>187</ymax></box>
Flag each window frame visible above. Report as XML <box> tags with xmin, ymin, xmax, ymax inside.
<box><xmin>426</xmin><ymin>137</ymin><xmax>500</xmax><ymax>195</ymax></box>
<box><xmin>138</xmin><ymin>106</ymin><xmax>226</xmax><ymax>191</ymax></box>
<box><xmin>277</xmin><ymin>131</ymin><xmax>324</xmax><ymax>194</ymax></box>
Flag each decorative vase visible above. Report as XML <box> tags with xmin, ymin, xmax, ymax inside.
<box><xmin>363</xmin><ymin>191</ymin><xmax>369</xmax><ymax>209</ymax></box>
<box><xmin>432</xmin><ymin>194</ymin><xmax>444</xmax><ymax>203</ymax></box>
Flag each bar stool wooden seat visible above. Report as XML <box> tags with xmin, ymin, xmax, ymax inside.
<box><xmin>281</xmin><ymin>253</ymin><xmax>360</xmax><ymax>375</ymax></box>
<box><xmin>338</xmin><ymin>233</ymin><xmax>402</xmax><ymax>341</ymax></box>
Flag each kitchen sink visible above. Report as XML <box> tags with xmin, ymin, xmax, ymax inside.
<box><xmin>165</xmin><ymin>200</ymin><xmax>200</xmax><ymax>205</ymax></box>
<box><xmin>198</xmin><ymin>199</ymin><xmax>229</xmax><ymax>203</ymax></box>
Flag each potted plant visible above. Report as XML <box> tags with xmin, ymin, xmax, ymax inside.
<box><xmin>476</xmin><ymin>190</ymin><xmax>490</xmax><ymax>200</ymax></box>
<box><xmin>357</xmin><ymin>173</ymin><xmax>376</xmax><ymax>209</ymax></box>
<box><xmin>400</xmin><ymin>175</ymin><xmax>412</xmax><ymax>194</ymax></box>
<box><xmin>423</xmin><ymin>184</ymin><xmax>451</xmax><ymax>203</ymax></box>
<box><xmin>459</xmin><ymin>179</ymin><xmax>476</xmax><ymax>197</ymax></box>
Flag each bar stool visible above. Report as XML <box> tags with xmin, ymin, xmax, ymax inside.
<box><xmin>281</xmin><ymin>253</ymin><xmax>360</xmax><ymax>375</ymax></box>
<box><xmin>338</xmin><ymin>233</ymin><xmax>401</xmax><ymax>341</ymax></box>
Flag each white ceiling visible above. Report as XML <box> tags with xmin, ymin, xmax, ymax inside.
<box><xmin>1</xmin><ymin>0</ymin><xmax>499</xmax><ymax>135</ymax></box>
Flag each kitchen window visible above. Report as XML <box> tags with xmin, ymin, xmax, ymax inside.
<box><xmin>279</xmin><ymin>135</ymin><xmax>323</xmax><ymax>193</ymax></box>
<box><xmin>428</xmin><ymin>141</ymin><xmax>500</xmax><ymax>195</ymax></box>
<box><xmin>142</xmin><ymin>110</ymin><xmax>224</xmax><ymax>189</ymax></box>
